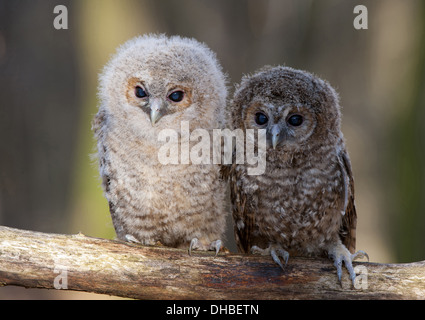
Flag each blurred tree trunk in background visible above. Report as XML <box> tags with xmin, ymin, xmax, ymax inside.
<box><xmin>0</xmin><ymin>0</ymin><xmax>79</xmax><ymax>232</ymax></box>
<box><xmin>390</xmin><ymin>1</ymin><xmax>425</xmax><ymax>263</ymax></box>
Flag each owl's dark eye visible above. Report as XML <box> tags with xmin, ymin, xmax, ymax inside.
<box><xmin>168</xmin><ymin>90</ymin><xmax>184</xmax><ymax>102</ymax></box>
<box><xmin>135</xmin><ymin>86</ymin><xmax>147</xmax><ymax>98</ymax></box>
<box><xmin>255</xmin><ymin>112</ymin><xmax>268</xmax><ymax>126</ymax></box>
<box><xmin>287</xmin><ymin>114</ymin><xmax>303</xmax><ymax>126</ymax></box>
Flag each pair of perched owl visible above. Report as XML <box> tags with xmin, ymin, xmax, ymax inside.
<box><xmin>93</xmin><ymin>34</ymin><xmax>367</xmax><ymax>284</ymax></box>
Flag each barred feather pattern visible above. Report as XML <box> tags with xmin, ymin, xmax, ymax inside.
<box><xmin>228</xmin><ymin>66</ymin><xmax>357</xmax><ymax>257</ymax></box>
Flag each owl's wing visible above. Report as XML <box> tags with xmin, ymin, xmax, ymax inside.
<box><xmin>225</xmin><ymin>163</ymin><xmax>257</xmax><ymax>254</ymax></box>
<box><xmin>337</xmin><ymin>149</ymin><xmax>357</xmax><ymax>254</ymax></box>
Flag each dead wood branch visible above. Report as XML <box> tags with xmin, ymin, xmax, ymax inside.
<box><xmin>0</xmin><ymin>226</ymin><xmax>424</xmax><ymax>299</ymax></box>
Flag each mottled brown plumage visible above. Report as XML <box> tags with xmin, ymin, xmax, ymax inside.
<box><xmin>228</xmin><ymin>66</ymin><xmax>367</xmax><ymax>284</ymax></box>
<box><xmin>93</xmin><ymin>35</ymin><xmax>228</xmax><ymax>254</ymax></box>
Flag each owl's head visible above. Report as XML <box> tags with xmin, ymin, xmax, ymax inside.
<box><xmin>98</xmin><ymin>34</ymin><xmax>227</xmax><ymax>134</ymax></box>
<box><xmin>232</xmin><ymin>66</ymin><xmax>342</xmax><ymax>152</ymax></box>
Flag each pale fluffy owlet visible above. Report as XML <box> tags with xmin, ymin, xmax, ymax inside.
<box><xmin>93</xmin><ymin>34</ymin><xmax>228</xmax><ymax>254</ymax></box>
<box><xmin>228</xmin><ymin>66</ymin><xmax>368</xmax><ymax>284</ymax></box>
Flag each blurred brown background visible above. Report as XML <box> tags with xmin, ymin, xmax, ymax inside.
<box><xmin>0</xmin><ymin>0</ymin><xmax>424</xmax><ymax>298</ymax></box>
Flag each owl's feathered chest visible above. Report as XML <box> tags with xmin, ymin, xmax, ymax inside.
<box><xmin>100</xmin><ymin>127</ymin><xmax>226</xmax><ymax>246</ymax></box>
<box><xmin>239</xmin><ymin>160</ymin><xmax>342</xmax><ymax>209</ymax></box>
<box><xmin>235</xmin><ymin>150</ymin><xmax>344</xmax><ymax>254</ymax></box>
<box><xmin>101</xmin><ymin>125</ymin><xmax>224</xmax><ymax>196</ymax></box>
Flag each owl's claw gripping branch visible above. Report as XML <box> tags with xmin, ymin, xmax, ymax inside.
<box><xmin>209</xmin><ymin>240</ymin><xmax>222</xmax><ymax>257</ymax></box>
<box><xmin>251</xmin><ymin>244</ymin><xmax>290</xmax><ymax>270</ymax></box>
<box><xmin>188</xmin><ymin>237</ymin><xmax>199</xmax><ymax>256</ymax></box>
<box><xmin>328</xmin><ymin>242</ymin><xmax>369</xmax><ymax>286</ymax></box>
<box><xmin>188</xmin><ymin>238</ymin><xmax>222</xmax><ymax>257</ymax></box>
<box><xmin>271</xmin><ymin>247</ymin><xmax>290</xmax><ymax>270</ymax></box>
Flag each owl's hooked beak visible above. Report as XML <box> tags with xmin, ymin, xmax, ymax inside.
<box><xmin>271</xmin><ymin>124</ymin><xmax>281</xmax><ymax>149</ymax></box>
<box><xmin>149</xmin><ymin>98</ymin><xmax>163</xmax><ymax>126</ymax></box>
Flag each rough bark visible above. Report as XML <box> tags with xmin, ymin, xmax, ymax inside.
<box><xmin>0</xmin><ymin>226</ymin><xmax>424</xmax><ymax>299</ymax></box>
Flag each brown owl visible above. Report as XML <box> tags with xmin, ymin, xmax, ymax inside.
<box><xmin>227</xmin><ymin>66</ymin><xmax>368</xmax><ymax>284</ymax></box>
<box><xmin>93</xmin><ymin>34</ymin><xmax>228</xmax><ymax>255</ymax></box>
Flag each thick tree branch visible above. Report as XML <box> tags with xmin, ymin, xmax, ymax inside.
<box><xmin>0</xmin><ymin>226</ymin><xmax>424</xmax><ymax>299</ymax></box>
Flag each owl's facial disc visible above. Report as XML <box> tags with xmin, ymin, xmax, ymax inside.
<box><xmin>127</xmin><ymin>77</ymin><xmax>193</xmax><ymax>126</ymax></box>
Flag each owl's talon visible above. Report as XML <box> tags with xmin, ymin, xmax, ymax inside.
<box><xmin>124</xmin><ymin>234</ymin><xmax>140</xmax><ymax>243</ymax></box>
<box><xmin>352</xmin><ymin>250</ymin><xmax>369</xmax><ymax>262</ymax></box>
<box><xmin>188</xmin><ymin>238</ymin><xmax>199</xmax><ymax>256</ymax></box>
<box><xmin>209</xmin><ymin>239</ymin><xmax>222</xmax><ymax>257</ymax></box>
<box><xmin>271</xmin><ymin>248</ymin><xmax>289</xmax><ymax>270</ymax></box>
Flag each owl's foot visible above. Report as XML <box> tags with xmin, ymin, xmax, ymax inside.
<box><xmin>251</xmin><ymin>244</ymin><xmax>289</xmax><ymax>270</ymax></box>
<box><xmin>188</xmin><ymin>238</ymin><xmax>222</xmax><ymax>257</ymax></box>
<box><xmin>328</xmin><ymin>242</ymin><xmax>369</xmax><ymax>286</ymax></box>
<box><xmin>124</xmin><ymin>234</ymin><xmax>140</xmax><ymax>243</ymax></box>
<box><xmin>123</xmin><ymin>234</ymin><xmax>164</xmax><ymax>246</ymax></box>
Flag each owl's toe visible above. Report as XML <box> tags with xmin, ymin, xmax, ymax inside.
<box><xmin>209</xmin><ymin>239</ymin><xmax>222</xmax><ymax>257</ymax></box>
<box><xmin>251</xmin><ymin>244</ymin><xmax>289</xmax><ymax>270</ymax></box>
<box><xmin>188</xmin><ymin>237</ymin><xmax>200</xmax><ymax>256</ymax></box>
<box><xmin>124</xmin><ymin>234</ymin><xmax>140</xmax><ymax>243</ymax></box>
